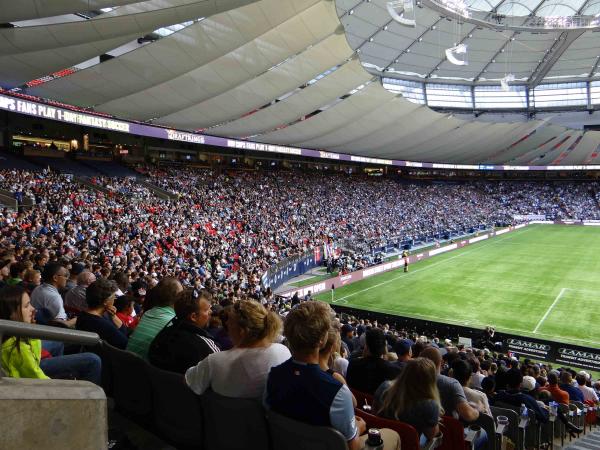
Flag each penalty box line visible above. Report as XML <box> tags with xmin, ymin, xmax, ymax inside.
<box><xmin>533</xmin><ymin>288</ymin><xmax>567</xmax><ymax>334</ymax></box>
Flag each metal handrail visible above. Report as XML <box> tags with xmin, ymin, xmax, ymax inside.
<box><xmin>0</xmin><ymin>319</ymin><xmax>100</xmax><ymax>376</ymax></box>
<box><xmin>0</xmin><ymin>319</ymin><xmax>100</xmax><ymax>345</ymax></box>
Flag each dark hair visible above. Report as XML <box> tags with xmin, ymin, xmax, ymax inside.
<box><xmin>85</xmin><ymin>279</ymin><xmax>117</xmax><ymax>309</ymax></box>
<box><xmin>365</xmin><ymin>328</ymin><xmax>387</xmax><ymax>358</ymax></box>
<box><xmin>451</xmin><ymin>359</ymin><xmax>472</xmax><ymax>386</ymax></box>
<box><xmin>481</xmin><ymin>376</ymin><xmax>495</xmax><ymax>392</ymax></box>
<box><xmin>547</xmin><ymin>372</ymin><xmax>559</xmax><ymax>385</ymax></box>
<box><xmin>0</xmin><ymin>285</ymin><xmax>28</xmax><ymax>350</ymax></box>
<box><xmin>9</xmin><ymin>262</ymin><xmax>26</xmax><ymax>279</ymax></box>
<box><xmin>41</xmin><ymin>262</ymin><xmax>65</xmax><ymax>283</ymax></box>
<box><xmin>505</xmin><ymin>369</ymin><xmax>523</xmax><ymax>389</ymax></box>
<box><xmin>174</xmin><ymin>289</ymin><xmax>201</xmax><ymax>320</ymax></box>
<box><xmin>112</xmin><ymin>272</ymin><xmax>130</xmax><ymax>291</ymax></box>
<box><xmin>114</xmin><ymin>295</ymin><xmax>134</xmax><ymax>313</ymax></box>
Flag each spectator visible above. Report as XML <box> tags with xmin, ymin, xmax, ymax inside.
<box><xmin>66</xmin><ymin>262</ymin><xmax>85</xmax><ymax>292</ymax></box>
<box><xmin>6</xmin><ymin>262</ymin><xmax>26</xmax><ymax>286</ymax></box>
<box><xmin>560</xmin><ymin>370</ymin><xmax>585</xmax><ymax>402</ymax></box>
<box><xmin>346</xmin><ymin>327</ymin><xmax>401</xmax><ymax>394</ymax></box>
<box><xmin>265</xmin><ymin>301</ymin><xmax>400</xmax><ymax>450</ymax></box>
<box><xmin>421</xmin><ymin>347</ymin><xmax>479</xmax><ymax>422</ymax></box>
<box><xmin>114</xmin><ymin>296</ymin><xmax>139</xmax><ymax>330</ymax></box>
<box><xmin>374</xmin><ymin>358</ymin><xmax>442</xmax><ymax>442</ymax></box>
<box><xmin>0</xmin><ymin>260</ymin><xmax>10</xmax><ymax>288</ymax></box>
<box><xmin>64</xmin><ymin>271</ymin><xmax>97</xmax><ymax>313</ymax></box>
<box><xmin>127</xmin><ymin>277</ymin><xmax>182</xmax><ymax>359</ymax></box>
<box><xmin>481</xmin><ymin>376</ymin><xmax>496</xmax><ymax>401</ymax></box>
<box><xmin>186</xmin><ymin>299</ymin><xmax>289</xmax><ymax>398</ymax></box>
<box><xmin>393</xmin><ymin>338</ymin><xmax>412</xmax><ymax>370</ymax></box>
<box><xmin>22</xmin><ymin>269</ymin><xmax>41</xmax><ymax>294</ymax></box>
<box><xmin>30</xmin><ymin>263</ymin><xmax>76</xmax><ymax>326</ymax></box>
<box><xmin>341</xmin><ymin>323</ymin><xmax>355</xmax><ymax>353</ymax></box>
<box><xmin>0</xmin><ymin>285</ymin><xmax>101</xmax><ymax>385</ymax></box>
<box><xmin>149</xmin><ymin>289</ymin><xmax>220</xmax><ymax>374</ymax></box>
<box><xmin>319</xmin><ymin>326</ymin><xmax>355</xmax><ymax>403</ymax></box>
<box><xmin>495</xmin><ymin>370</ymin><xmax>549</xmax><ymax>423</ymax></box>
<box><xmin>540</xmin><ymin>372</ymin><xmax>569</xmax><ymax>404</ymax></box>
<box><xmin>76</xmin><ymin>279</ymin><xmax>128</xmax><ymax>349</ymax></box>
<box><xmin>450</xmin><ymin>359</ymin><xmax>492</xmax><ymax>416</ymax></box>
<box><xmin>576</xmin><ymin>372</ymin><xmax>599</xmax><ymax>402</ymax></box>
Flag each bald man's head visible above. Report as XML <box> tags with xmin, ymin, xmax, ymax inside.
<box><xmin>420</xmin><ymin>346</ymin><xmax>442</xmax><ymax>371</ymax></box>
<box><xmin>77</xmin><ymin>270</ymin><xmax>96</xmax><ymax>287</ymax></box>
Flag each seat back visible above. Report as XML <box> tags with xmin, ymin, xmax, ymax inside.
<box><xmin>473</xmin><ymin>413</ymin><xmax>496</xmax><ymax>450</ymax></box>
<box><xmin>266</xmin><ymin>410</ymin><xmax>348</xmax><ymax>450</ymax></box>
<box><xmin>490</xmin><ymin>406</ymin><xmax>520</xmax><ymax>449</ymax></box>
<box><xmin>439</xmin><ymin>415</ymin><xmax>467</xmax><ymax>450</ymax></box>
<box><xmin>147</xmin><ymin>364</ymin><xmax>203</xmax><ymax>449</ymax></box>
<box><xmin>103</xmin><ymin>342</ymin><xmax>153</xmax><ymax>423</ymax></box>
<box><xmin>355</xmin><ymin>408</ymin><xmax>419</xmax><ymax>450</ymax></box>
<box><xmin>349</xmin><ymin>388</ymin><xmax>374</xmax><ymax>410</ymax></box>
<box><xmin>200</xmin><ymin>389</ymin><xmax>269</xmax><ymax>450</ymax></box>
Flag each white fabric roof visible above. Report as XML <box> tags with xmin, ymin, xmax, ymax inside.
<box><xmin>2</xmin><ymin>0</ymin><xmax>597</xmax><ymax>164</ymax></box>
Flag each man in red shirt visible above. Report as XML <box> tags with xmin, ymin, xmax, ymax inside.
<box><xmin>540</xmin><ymin>372</ymin><xmax>569</xmax><ymax>404</ymax></box>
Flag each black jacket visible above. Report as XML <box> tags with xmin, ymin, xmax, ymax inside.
<box><xmin>346</xmin><ymin>356</ymin><xmax>401</xmax><ymax>394</ymax></box>
<box><xmin>149</xmin><ymin>319</ymin><xmax>220</xmax><ymax>374</ymax></box>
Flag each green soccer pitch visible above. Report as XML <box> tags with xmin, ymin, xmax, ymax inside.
<box><xmin>316</xmin><ymin>224</ymin><xmax>600</xmax><ymax>348</ymax></box>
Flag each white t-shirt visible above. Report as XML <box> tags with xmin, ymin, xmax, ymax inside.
<box><xmin>578</xmin><ymin>384</ymin><xmax>599</xmax><ymax>402</ymax></box>
<box><xmin>464</xmin><ymin>386</ymin><xmax>492</xmax><ymax>417</ymax></box>
<box><xmin>185</xmin><ymin>343</ymin><xmax>291</xmax><ymax>399</ymax></box>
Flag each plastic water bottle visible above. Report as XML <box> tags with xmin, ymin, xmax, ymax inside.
<box><xmin>520</xmin><ymin>403</ymin><xmax>528</xmax><ymax>419</ymax></box>
<box><xmin>363</xmin><ymin>428</ymin><xmax>384</xmax><ymax>450</ymax></box>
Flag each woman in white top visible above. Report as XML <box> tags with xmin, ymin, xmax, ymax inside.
<box><xmin>185</xmin><ymin>299</ymin><xmax>290</xmax><ymax>399</ymax></box>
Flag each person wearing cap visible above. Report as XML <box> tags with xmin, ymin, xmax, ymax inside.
<box><xmin>346</xmin><ymin>328</ymin><xmax>401</xmax><ymax>394</ymax></box>
<box><xmin>393</xmin><ymin>339</ymin><xmax>412</xmax><ymax>371</ymax></box>
<box><xmin>540</xmin><ymin>372</ymin><xmax>569</xmax><ymax>404</ymax></box>
<box><xmin>575</xmin><ymin>372</ymin><xmax>598</xmax><ymax>402</ymax></box>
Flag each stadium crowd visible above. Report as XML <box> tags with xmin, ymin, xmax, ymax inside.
<box><xmin>0</xmin><ymin>166</ymin><xmax>599</xmax><ymax>448</ymax></box>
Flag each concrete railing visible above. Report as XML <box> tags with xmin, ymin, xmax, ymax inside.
<box><xmin>0</xmin><ymin>320</ymin><xmax>106</xmax><ymax>450</ymax></box>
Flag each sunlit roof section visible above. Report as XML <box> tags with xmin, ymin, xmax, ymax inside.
<box><xmin>474</xmin><ymin>85</ymin><xmax>528</xmax><ymax>108</ymax></box>
<box><xmin>426</xmin><ymin>84</ymin><xmax>473</xmax><ymax>108</ymax></box>
<box><xmin>532</xmin><ymin>82</ymin><xmax>588</xmax><ymax>108</ymax></box>
<box><xmin>382</xmin><ymin>78</ymin><xmax>426</xmax><ymax>104</ymax></box>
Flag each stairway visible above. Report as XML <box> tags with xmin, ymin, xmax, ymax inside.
<box><xmin>563</xmin><ymin>429</ymin><xmax>600</xmax><ymax>450</ymax></box>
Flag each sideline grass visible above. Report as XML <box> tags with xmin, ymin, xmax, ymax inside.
<box><xmin>316</xmin><ymin>225</ymin><xmax>600</xmax><ymax>348</ymax></box>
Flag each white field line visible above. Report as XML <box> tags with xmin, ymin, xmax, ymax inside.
<box><xmin>332</xmin><ymin>227</ymin><xmax>531</xmax><ymax>303</ymax></box>
<box><xmin>533</xmin><ymin>287</ymin><xmax>567</xmax><ymax>334</ymax></box>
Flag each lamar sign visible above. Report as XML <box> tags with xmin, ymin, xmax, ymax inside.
<box><xmin>556</xmin><ymin>348</ymin><xmax>600</xmax><ymax>371</ymax></box>
<box><xmin>506</xmin><ymin>338</ymin><xmax>552</xmax><ymax>359</ymax></box>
